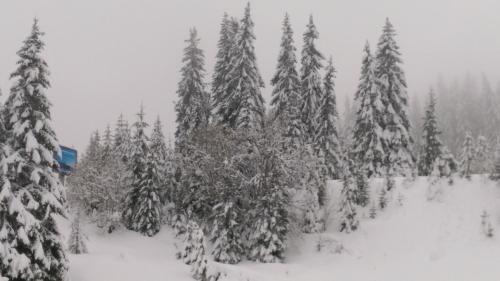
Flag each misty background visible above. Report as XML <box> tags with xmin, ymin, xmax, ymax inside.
<box><xmin>0</xmin><ymin>0</ymin><xmax>499</xmax><ymax>152</ymax></box>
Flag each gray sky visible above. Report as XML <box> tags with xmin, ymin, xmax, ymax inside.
<box><xmin>0</xmin><ymin>0</ymin><xmax>499</xmax><ymax>152</ymax></box>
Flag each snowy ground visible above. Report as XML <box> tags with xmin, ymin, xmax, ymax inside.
<box><xmin>66</xmin><ymin>176</ymin><xmax>500</xmax><ymax>281</ymax></box>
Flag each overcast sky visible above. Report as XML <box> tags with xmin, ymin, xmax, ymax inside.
<box><xmin>0</xmin><ymin>0</ymin><xmax>499</xmax><ymax>152</ymax></box>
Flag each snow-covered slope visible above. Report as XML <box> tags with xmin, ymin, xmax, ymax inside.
<box><xmin>67</xmin><ymin>176</ymin><xmax>500</xmax><ymax>281</ymax></box>
<box><xmin>64</xmin><ymin>225</ymin><xmax>193</xmax><ymax>281</ymax></box>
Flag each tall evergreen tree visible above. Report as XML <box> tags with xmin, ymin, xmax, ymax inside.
<box><xmin>418</xmin><ymin>90</ymin><xmax>443</xmax><ymax>176</ymax></box>
<box><xmin>338</xmin><ymin>157</ymin><xmax>359</xmax><ymax>233</ymax></box>
<box><xmin>270</xmin><ymin>15</ymin><xmax>300</xmax><ymax>121</ymax></box>
<box><xmin>473</xmin><ymin>135</ymin><xmax>489</xmax><ymax>174</ymax></box>
<box><xmin>458</xmin><ymin>132</ymin><xmax>475</xmax><ymax>179</ymax></box>
<box><xmin>113</xmin><ymin>114</ymin><xmax>132</xmax><ymax>163</ymax></box>
<box><xmin>132</xmin><ymin>151</ymin><xmax>162</xmax><ymax>237</ymax></box>
<box><xmin>374</xmin><ymin>18</ymin><xmax>414</xmax><ymax>176</ymax></box>
<box><xmin>1</xmin><ymin>19</ymin><xmax>68</xmax><ymax>281</ymax></box>
<box><xmin>314</xmin><ymin>57</ymin><xmax>341</xmax><ymax>179</ymax></box>
<box><xmin>212</xmin><ymin>13</ymin><xmax>238</xmax><ymax>123</ymax></box>
<box><xmin>122</xmin><ymin>107</ymin><xmax>147</xmax><ymax>229</ymax></box>
<box><xmin>351</xmin><ymin>42</ymin><xmax>385</xmax><ymax>177</ymax></box>
<box><xmin>299</xmin><ymin>15</ymin><xmax>324</xmax><ymax>143</ymax></box>
<box><xmin>270</xmin><ymin>14</ymin><xmax>303</xmax><ymax>151</ymax></box>
<box><xmin>220</xmin><ymin>3</ymin><xmax>265</xmax><ymax>130</ymax></box>
<box><xmin>150</xmin><ymin>116</ymin><xmax>172</xmax><ymax>204</ymax></box>
<box><xmin>175</xmin><ymin>28</ymin><xmax>210</xmax><ymax>153</ymax></box>
<box><xmin>127</xmin><ymin>107</ymin><xmax>162</xmax><ymax>237</ymax></box>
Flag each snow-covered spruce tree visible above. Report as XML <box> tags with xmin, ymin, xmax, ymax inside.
<box><xmin>180</xmin><ymin>220</ymin><xmax>204</xmax><ymax>265</ymax></box>
<box><xmin>473</xmin><ymin>135</ymin><xmax>489</xmax><ymax>174</ymax></box>
<box><xmin>150</xmin><ymin>116</ymin><xmax>171</xmax><ymax>202</ymax></box>
<box><xmin>67</xmin><ymin>211</ymin><xmax>88</xmax><ymax>254</ymax></box>
<box><xmin>458</xmin><ymin>132</ymin><xmax>475</xmax><ymax>179</ymax></box>
<box><xmin>127</xmin><ymin>106</ymin><xmax>162</xmax><ymax>236</ymax></box>
<box><xmin>123</xmin><ymin>107</ymin><xmax>148</xmax><ymax>225</ymax></box>
<box><xmin>247</xmin><ymin>125</ymin><xmax>290</xmax><ymax>263</ymax></box>
<box><xmin>418</xmin><ymin>90</ymin><xmax>443</xmax><ymax>176</ymax></box>
<box><xmin>175</xmin><ymin>28</ymin><xmax>210</xmax><ymax>154</ymax></box>
<box><xmin>374</xmin><ymin>18</ymin><xmax>414</xmax><ymax>176</ymax></box>
<box><xmin>210</xmin><ymin>200</ymin><xmax>244</xmax><ymax>264</ymax></box>
<box><xmin>212</xmin><ymin>13</ymin><xmax>238</xmax><ymax>124</ymax></box>
<box><xmin>430</xmin><ymin>146</ymin><xmax>457</xmax><ymax>181</ymax></box>
<box><xmin>491</xmin><ymin>138</ymin><xmax>500</xmax><ymax>180</ymax></box>
<box><xmin>270</xmin><ymin>14</ymin><xmax>303</xmax><ymax>151</ymax></box>
<box><xmin>351</xmin><ymin>42</ymin><xmax>386</xmax><ymax>178</ymax></box>
<box><xmin>180</xmin><ymin>220</ymin><xmax>219</xmax><ymax>281</ymax></box>
<box><xmin>338</xmin><ymin>157</ymin><xmax>359</xmax><ymax>233</ymax></box>
<box><xmin>99</xmin><ymin>123</ymin><xmax>133</xmax><ymax>233</ymax></box>
<box><xmin>314</xmin><ymin>57</ymin><xmax>341</xmax><ymax>180</ymax></box>
<box><xmin>132</xmin><ymin>154</ymin><xmax>162</xmax><ymax>237</ymax></box>
<box><xmin>113</xmin><ymin>114</ymin><xmax>132</xmax><ymax>163</ymax></box>
<box><xmin>190</xmin><ymin>223</ymin><xmax>210</xmax><ymax>280</ymax></box>
<box><xmin>67</xmin><ymin>131</ymin><xmax>103</xmax><ymax>215</ymax></box>
<box><xmin>354</xmin><ymin>164</ymin><xmax>370</xmax><ymax>207</ymax></box>
<box><xmin>220</xmin><ymin>3</ymin><xmax>265</xmax><ymax>130</ymax></box>
<box><xmin>2</xmin><ymin>19</ymin><xmax>68</xmax><ymax>281</ymax></box>
<box><xmin>0</xmin><ymin>90</ymin><xmax>17</xmax><ymax>278</ymax></box>
<box><xmin>299</xmin><ymin>15</ymin><xmax>324</xmax><ymax>143</ymax></box>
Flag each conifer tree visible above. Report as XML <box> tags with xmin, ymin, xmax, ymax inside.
<box><xmin>126</xmin><ymin>106</ymin><xmax>162</xmax><ymax>237</ymax></box>
<box><xmin>132</xmin><ymin>153</ymin><xmax>162</xmax><ymax>237</ymax></box>
<box><xmin>114</xmin><ymin>114</ymin><xmax>132</xmax><ymax>163</ymax></box>
<box><xmin>374</xmin><ymin>18</ymin><xmax>414</xmax><ymax>176</ymax></box>
<box><xmin>122</xmin><ymin>106</ymin><xmax>151</xmax><ymax>230</ymax></box>
<box><xmin>491</xmin><ymin>138</ymin><xmax>500</xmax><ymax>180</ymax></box>
<box><xmin>67</xmin><ymin>211</ymin><xmax>88</xmax><ymax>254</ymax></box>
<box><xmin>210</xmin><ymin>200</ymin><xmax>244</xmax><ymax>264</ymax></box>
<box><xmin>354</xmin><ymin>165</ymin><xmax>370</xmax><ymax>207</ymax></box>
<box><xmin>418</xmin><ymin>90</ymin><xmax>443</xmax><ymax>176</ymax></box>
<box><xmin>299</xmin><ymin>15</ymin><xmax>324</xmax><ymax>143</ymax></box>
<box><xmin>180</xmin><ymin>220</ymin><xmax>203</xmax><ymax>265</ymax></box>
<box><xmin>0</xmin><ymin>90</ymin><xmax>17</xmax><ymax>278</ymax></box>
<box><xmin>270</xmin><ymin>14</ymin><xmax>303</xmax><ymax>151</ymax></box>
<box><xmin>1</xmin><ymin>19</ymin><xmax>68</xmax><ymax>281</ymax></box>
<box><xmin>150</xmin><ymin>116</ymin><xmax>171</xmax><ymax>202</ymax></box>
<box><xmin>190</xmin><ymin>223</ymin><xmax>210</xmax><ymax>280</ymax></box>
<box><xmin>338</xmin><ymin>158</ymin><xmax>359</xmax><ymax>233</ymax></box>
<box><xmin>175</xmin><ymin>28</ymin><xmax>210</xmax><ymax>153</ymax></box>
<box><xmin>474</xmin><ymin>135</ymin><xmax>489</xmax><ymax>173</ymax></box>
<box><xmin>212</xmin><ymin>13</ymin><xmax>238</xmax><ymax>123</ymax></box>
<box><xmin>101</xmin><ymin>125</ymin><xmax>113</xmax><ymax>159</ymax></box>
<box><xmin>314</xmin><ymin>57</ymin><xmax>341</xmax><ymax>179</ymax></box>
<box><xmin>247</xmin><ymin>127</ymin><xmax>289</xmax><ymax>263</ymax></box>
<box><xmin>458</xmin><ymin>132</ymin><xmax>475</xmax><ymax>179</ymax></box>
<box><xmin>351</xmin><ymin>42</ymin><xmax>385</xmax><ymax>177</ymax></box>
<box><xmin>220</xmin><ymin>3</ymin><xmax>265</xmax><ymax>130</ymax></box>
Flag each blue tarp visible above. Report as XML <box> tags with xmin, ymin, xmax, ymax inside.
<box><xmin>56</xmin><ymin>145</ymin><xmax>77</xmax><ymax>175</ymax></box>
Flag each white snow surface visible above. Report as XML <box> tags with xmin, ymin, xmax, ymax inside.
<box><xmin>66</xmin><ymin>176</ymin><xmax>500</xmax><ymax>281</ymax></box>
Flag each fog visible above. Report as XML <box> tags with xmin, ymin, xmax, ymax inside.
<box><xmin>0</xmin><ymin>0</ymin><xmax>499</xmax><ymax>152</ymax></box>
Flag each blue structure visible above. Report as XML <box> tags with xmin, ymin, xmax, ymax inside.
<box><xmin>55</xmin><ymin>145</ymin><xmax>78</xmax><ymax>175</ymax></box>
